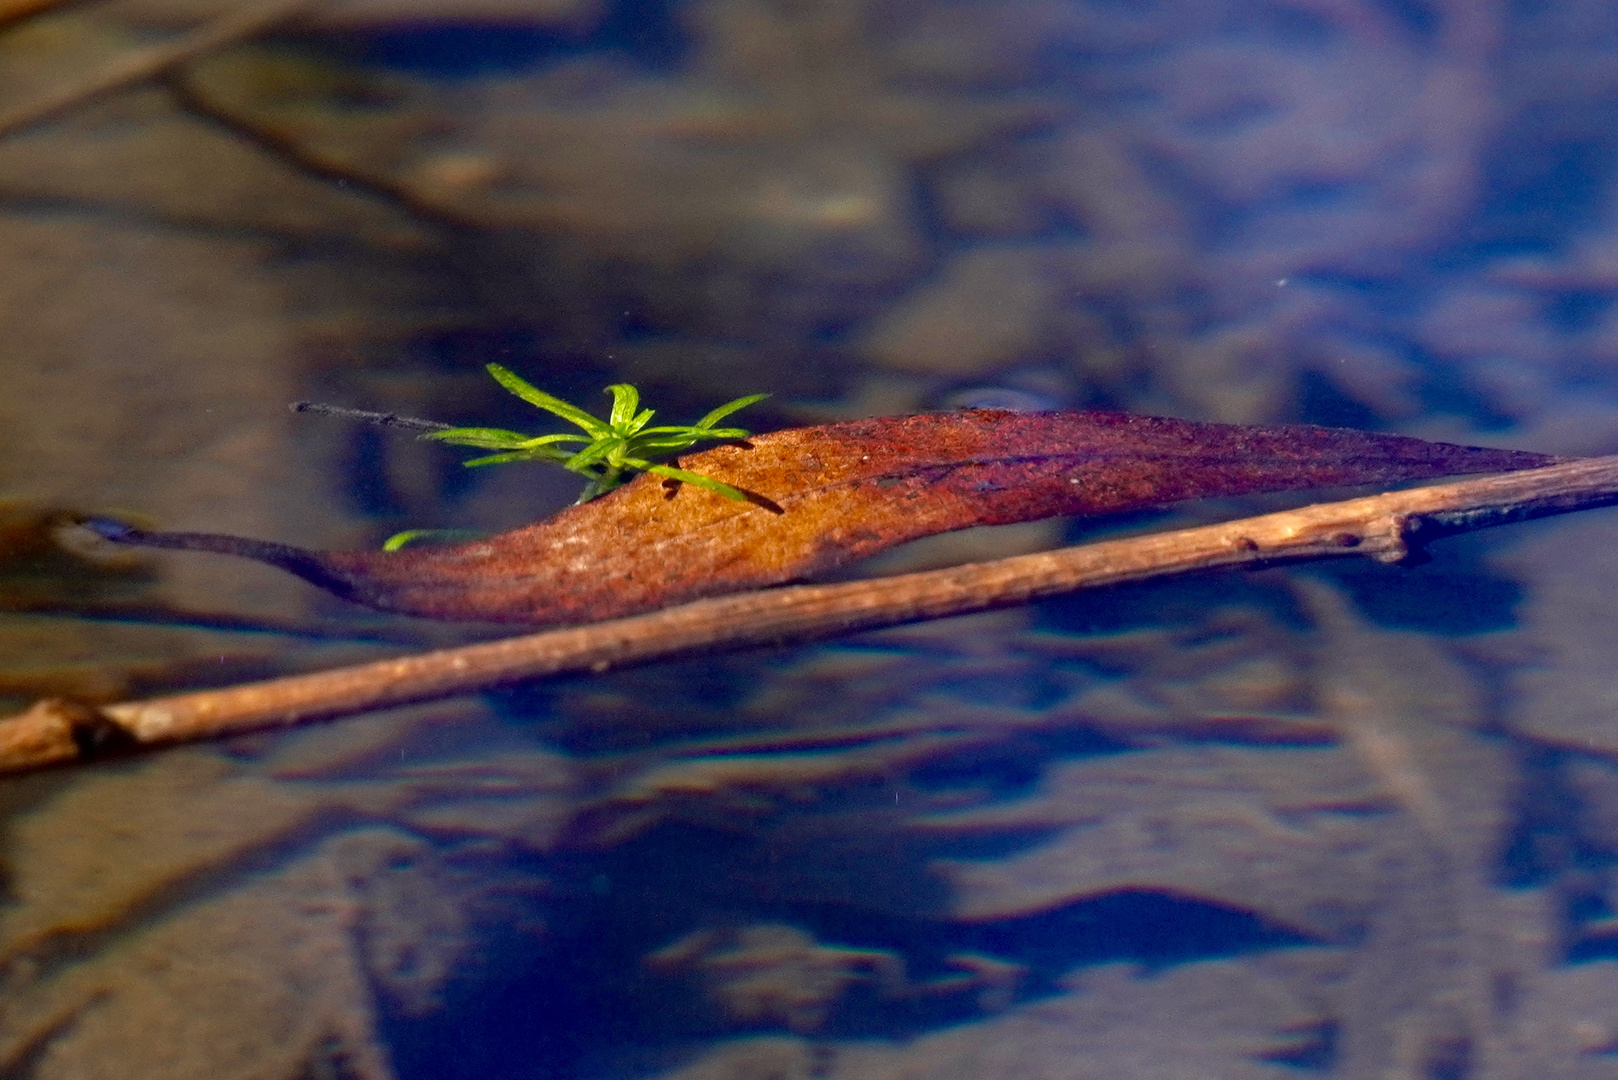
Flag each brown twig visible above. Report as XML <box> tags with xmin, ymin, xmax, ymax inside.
<box><xmin>3</xmin><ymin>454</ymin><xmax>1617</xmax><ymax>774</ymax></box>
<box><xmin>0</xmin><ymin>0</ymin><xmax>76</xmax><ymax>31</ymax></box>
<box><xmin>0</xmin><ymin>0</ymin><xmax>323</xmax><ymax>142</ymax></box>
<box><xmin>165</xmin><ymin>68</ymin><xmax>479</xmax><ymax>231</ymax></box>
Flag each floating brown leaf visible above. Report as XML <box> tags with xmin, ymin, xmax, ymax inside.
<box><xmin>91</xmin><ymin>410</ymin><xmax>1556</xmax><ymax>625</ymax></box>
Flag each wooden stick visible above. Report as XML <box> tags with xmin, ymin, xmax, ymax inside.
<box><xmin>4</xmin><ymin>454</ymin><xmax>1617</xmax><ymax>774</ymax></box>
<box><xmin>0</xmin><ymin>0</ymin><xmax>323</xmax><ymax>142</ymax></box>
<box><xmin>0</xmin><ymin>0</ymin><xmax>74</xmax><ymax>31</ymax></box>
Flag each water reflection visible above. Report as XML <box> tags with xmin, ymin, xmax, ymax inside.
<box><xmin>5</xmin><ymin>0</ymin><xmax>1618</xmax><ymax>1077</ymax></box>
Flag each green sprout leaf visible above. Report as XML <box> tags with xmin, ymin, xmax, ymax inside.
<box><xmin>693</xmin><ymin>393</ymin><xmax>770</xmax><ymax>431</ymax></box>
<box><xmin>382</xmin><ymin>528</ymin><xmax>483</xmax><ymax>551</ymax></box>
<box><xmin>423</xmin><ymin>366</ymin><xmax>768</xmax><ymax>505</ymax></box>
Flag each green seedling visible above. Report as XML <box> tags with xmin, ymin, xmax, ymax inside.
<box><xmin>380</xmin><ymin>528</ymin><xmax>482</xmax><ymax>552</ymax></box>
<box><xmin>427</xmin><ymin>364</ymin><xmax>767</xmax><ymax>504</ymax></box>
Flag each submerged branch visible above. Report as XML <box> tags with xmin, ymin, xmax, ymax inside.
<box><xmin>0</xmin><ymin>0</ymin><xmax>73</xmax><ymax>31</ymax></box>
<box><xmin>0</xmin><ymin>0</ymin><xmax>324</xmax><ymax>142</ymax></box>
<box><xmin>3</xmin><ymin>454</ymin><xmax>1617</xmax><ymax>774</ymax></box>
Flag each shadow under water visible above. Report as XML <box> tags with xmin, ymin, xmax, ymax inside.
<box><xmin>7</xmin><ymin>0</ymin><xmax>1618</xmax><ymax>1077</ymax></box>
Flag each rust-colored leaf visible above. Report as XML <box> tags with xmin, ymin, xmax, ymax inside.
<box><xmin>92</xmin><ymin>410</ymin><xmax>1555</xmax><ymax>625</ymax></box>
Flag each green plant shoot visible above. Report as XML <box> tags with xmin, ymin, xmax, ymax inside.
<box><xmin>380</xmin><ymin>528</ymin><xmax>482</xmax><ymax>552</ymax></box>
<box><xmin>427</xmin><ymin>364</ymin><xmax>768</xmax><ymax>505</ymax></box>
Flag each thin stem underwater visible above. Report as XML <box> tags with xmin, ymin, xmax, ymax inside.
<box><xmin>0</xmin><ymin>0</ymin><xmax>327</xmax><ymax>142</ymax></box>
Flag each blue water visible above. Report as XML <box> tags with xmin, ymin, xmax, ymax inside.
<box><xmin>8</xmin><ymin>1</ymin><xmax>1618</xmax><ymax>1077</ymax></box>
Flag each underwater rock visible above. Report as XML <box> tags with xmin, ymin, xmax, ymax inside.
<box><xmin>111</xmin><ymin>0</ymin><xmax>605</xmax><ymax>30</ymax></box>
<box><xmin>0</xmin><ymin>750</ymin><xmax>339</xmax><ymax>956</ymax></box>
<box><xmin>0</xmin><ymin>726</ymin><xmax>544</xmax><ymax>1078</ymax></box>
<box><xmin>0</xmin><ymin>212</ymin><xmax>363</xmax><ymax>618</ymax></box>
<box><xmin>859</xmin><ymin>247</ymin><xmax>1060</xmax><ymax>376</ymax></box>
<box><xmin>647</xmin><ymin>923</ymin><xmax>905</xmax><ymax>1033</ymax></box>
<box><xmin>0</xmin><ymin>825</ymin><xmax>474</xmax><ymax>1080</ymax></box>
<box><xmin>658</xmin><ymin>1036</ymin><xmax>815</xmax><ymax>1080</ymax></box>
<box><xmin>1495</xmin><ymin>517</ymin><xmax>1618</xmax><ymax>757</ymax></box>
<box><xmin>659</xmin><ymin>956</ymin><xmax>1323</xmax><ymax>1080</ymax></box>
<box><xmin>920</xmin><ymin>743</ymin><xmax>1390</xmax><ymax>938</ymax></box>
